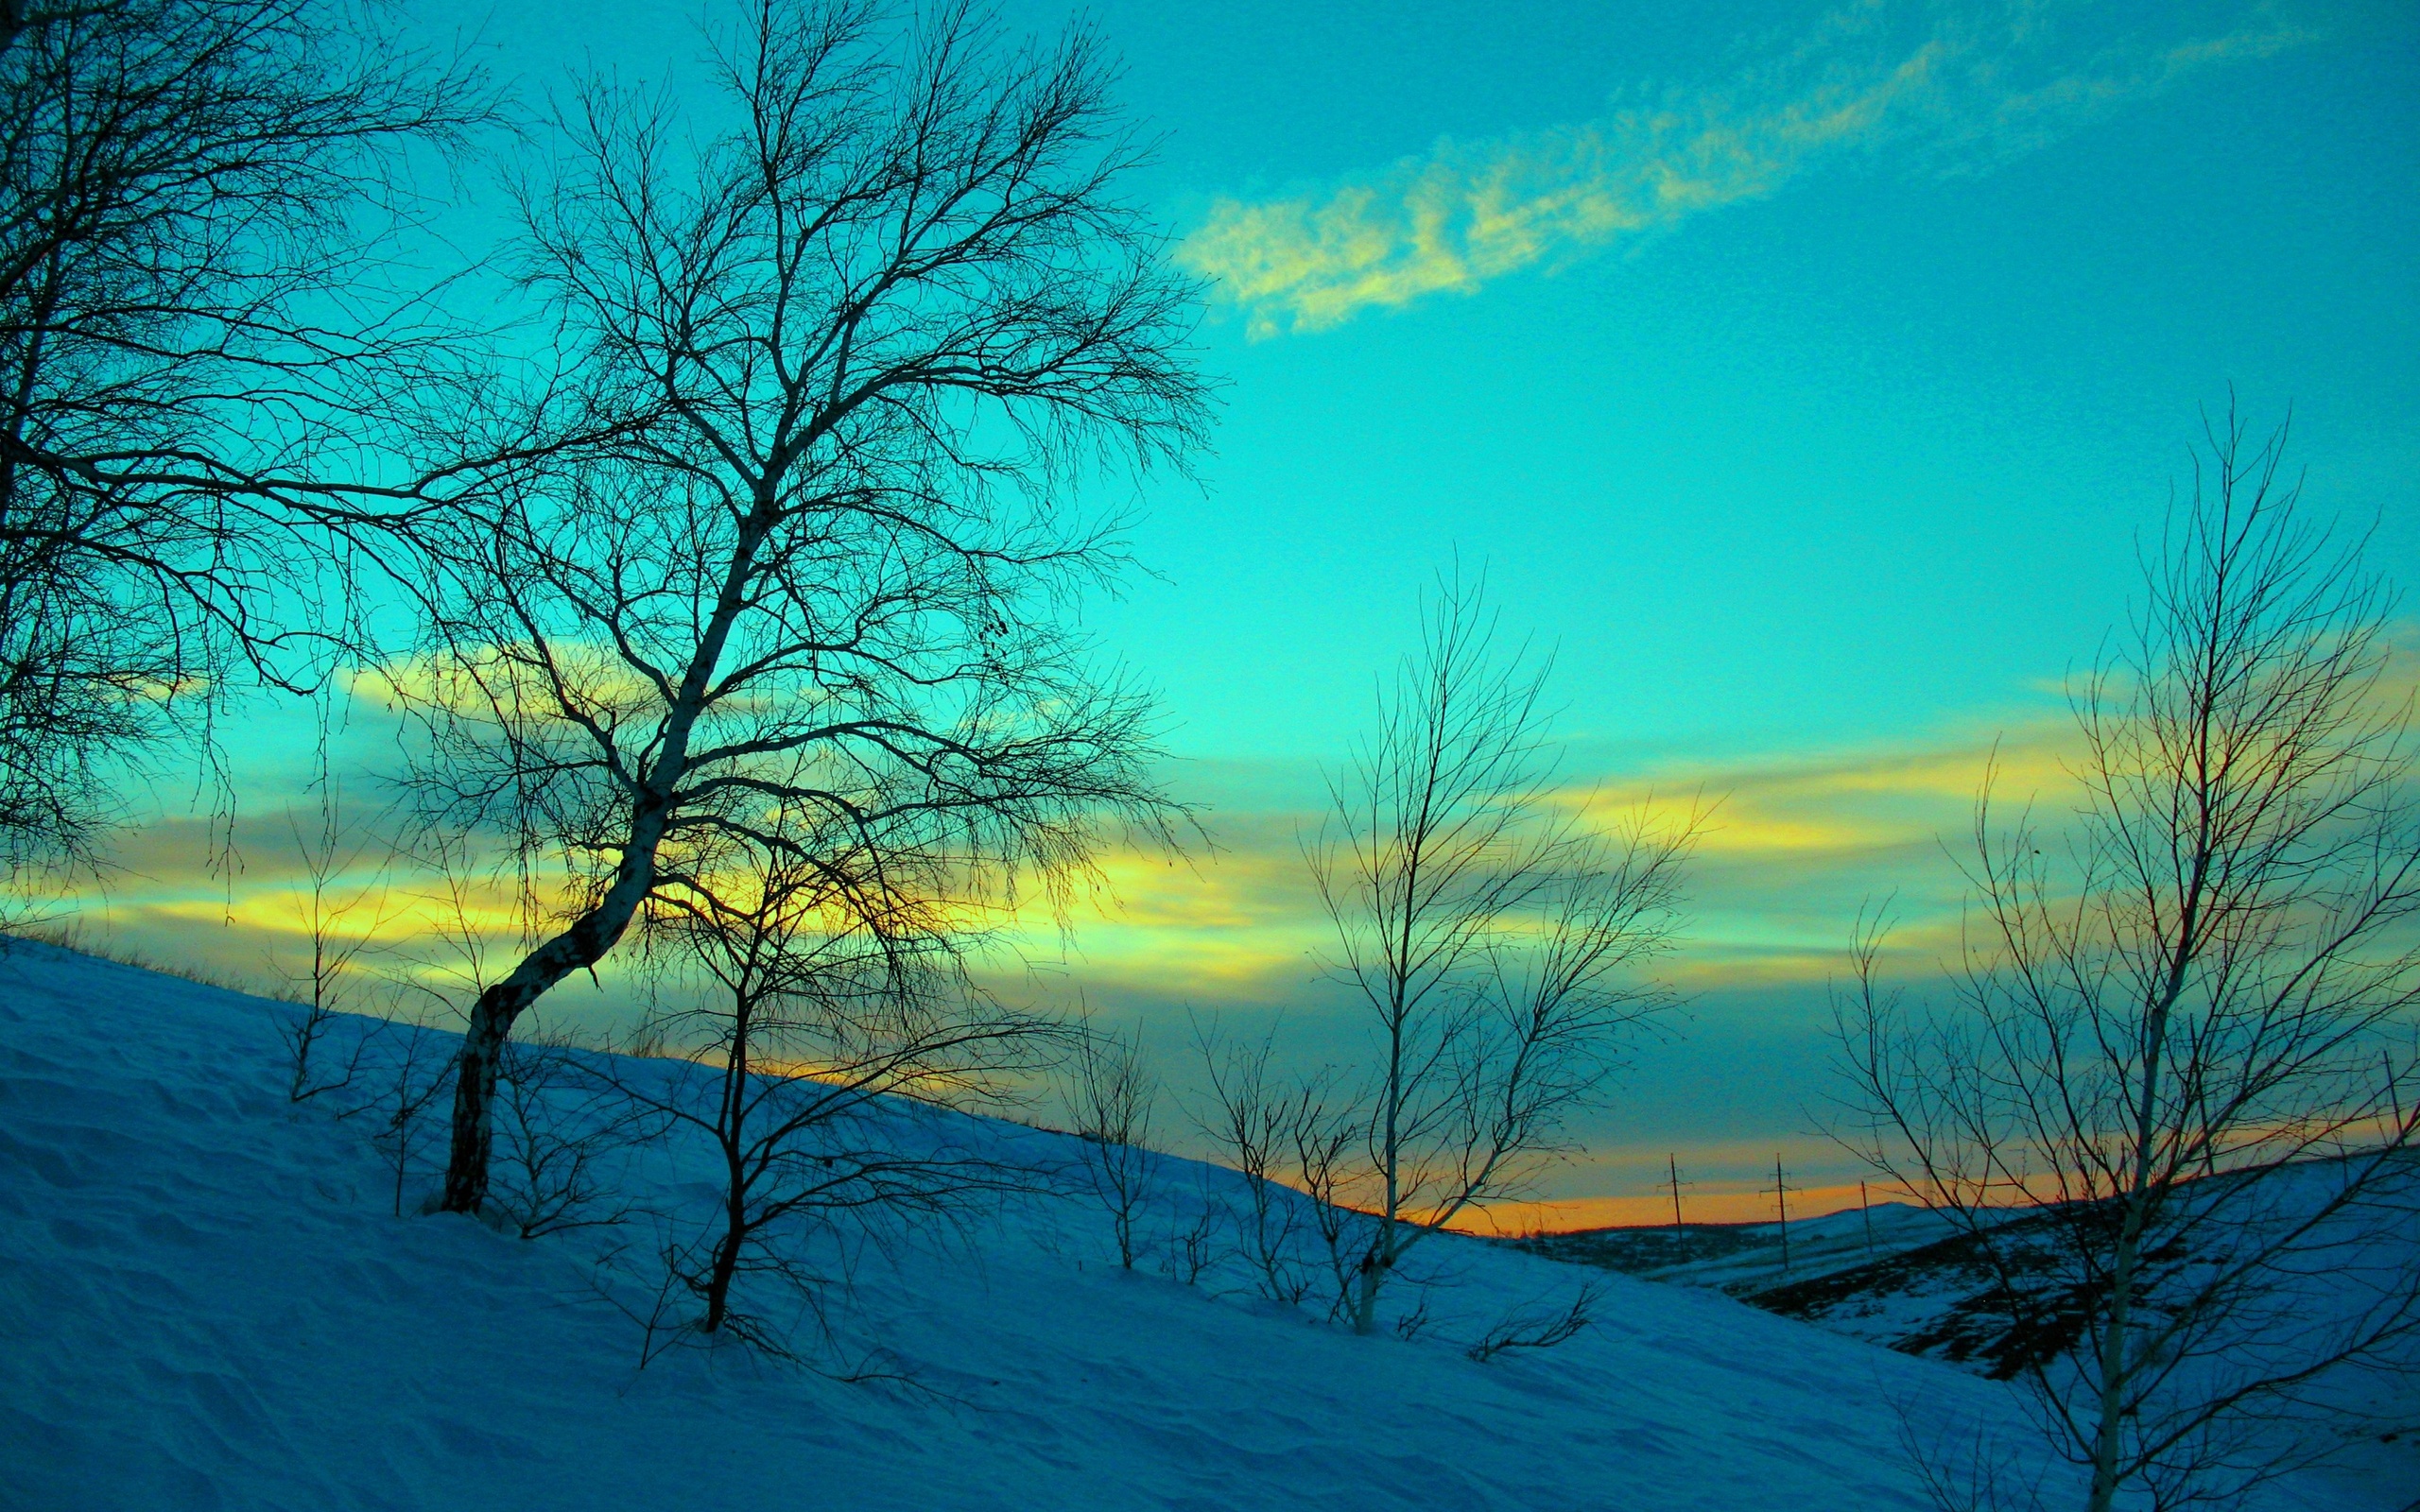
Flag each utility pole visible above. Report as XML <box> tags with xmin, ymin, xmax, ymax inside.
<box><xmin>1668</xmin><ymin>1153</ymin><xmax>1685</xmax><ymax>1244</ymax></box>
<box><xmin>1774</xmin><ymin>1154</ymin><xmax>1790</xmax><ymax>1275</ymax></box>
<box><xmin>1860</xmin><ymin>1178</ymin><xmax>1875</xmax><ymax>1259</ymax></box>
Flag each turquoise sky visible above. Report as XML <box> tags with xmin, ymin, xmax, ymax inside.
<box><xmin>394</xmin><ymin>0</ymin><xmax>2419</xmax><ymax>767</ymax></box>
<box><xmin>86</xmin><ymin>0</ymin><xmax>2420</xmax><ymax>1224</ymax></box>
<box><xmin>1108</xmin><ymin>0</ymin><xmax>2419</xmax><ymax>765</ymax></box>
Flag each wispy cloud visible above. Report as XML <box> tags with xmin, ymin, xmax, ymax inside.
<box><xmin>26</xmin><ymin>694</ymin><xmax>2121</xmax><ymax>1007</ymax></box>
<box><xmin>1178</xmin><ymin>3</ymin><xmax>2313</xmax><ymax>336</ymax></box>
<box><xmin>1558</xmin><ymin>713</ymin><xmax>2086</xmax><ymax>985</ymax></box>
<box><xmin>960</xmin><ymin>709</ymin><xmax>2094</xmax><ymax>1014</ymax></box>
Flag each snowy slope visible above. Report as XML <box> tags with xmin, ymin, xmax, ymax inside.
<box><xmin>0</xmin><ymin>941</ymin><xmax>2388</xmax><ymax>1511</ymax></box>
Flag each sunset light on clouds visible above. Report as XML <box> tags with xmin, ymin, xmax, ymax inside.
<box><xmin>25</xmin><ymin>0</ymin><xmax>2420</xmax><ymax>1229</ymax></box>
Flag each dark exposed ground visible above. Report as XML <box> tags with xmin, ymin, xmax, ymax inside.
<box><xmin>1507</xmin><ymin>1202</ymin><xmax>2110</xmax><ymax>1380</ymax></box>
<box><xmin>1508</xmin><ymin>1222</ymin><xmax>1784</xmax><ymax>1273</ymax></box>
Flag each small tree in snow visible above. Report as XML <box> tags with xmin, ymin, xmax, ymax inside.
<box><xmin>1313</xmin><ymin>572</ymin><xmax>1696</xmax><ymax>1335</ymax></box>
<box><xmin>1835</xmin><ymin>409</ymin><xmax>2420</xmax><ymax>1512</ymax></box>
<box><xmin>1195</xmin><ymin>1024</ymin><xmax>1332</xmax><ymax>1307</ymax></box>
<box><xmin>606</xmin><ymin>801</ymin><xmax>1064</xmax><ymax>1355</ymax></box>
<box><xmin>1068</xmin><ymin>1016</ymin><xmax>1159</xmax><ymax>1270</ymax></box>
<box><xmin>273</xmin><ymin>711</ymin><xmax>399</xmax><ymax>1104</ymax></box>
<box><xmin>487</xmin><ymin>1031</ymin><xmax>652</xmax><ymax>1241</ymax></box>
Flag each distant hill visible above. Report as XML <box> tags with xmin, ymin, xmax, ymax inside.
<box><xmin>1510</xmin><ymin>1200</ymin><xmax>1961</xmax><ymax>1295</ymax></box>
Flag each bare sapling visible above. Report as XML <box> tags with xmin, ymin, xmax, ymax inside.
<box><xmin>353</xmin><ymin>1021</ymin><xmax>452</xmax><ymax>1218</ymax></box>
<box><xmin>1194</xmin><ymin>1022</ymin><xmax>1324</xmax><ymax>1306</ymax></box>
<box><xmin>1288</xmin><ymin>1082</ymin><xmax>1373</xmax><ymax>1318</ymax></box>
<box><xmin>274</xmin><ymin>715</ymin><xmax>400</xmax><ymax>1103</ymax></box>
<box><xmin>1167</xmin><ymin>1173</ymin><xmax>1223</xmax><ymax>1286</ymax></box>
<box><xmin>487</xmin><ymin>1029</ymin><xmax>654</xmax><ymax>1241</ymax></box>
<box><xmin>1834</xmin><ymin>408</ymin><xmax>2420</xmax><ymax>1512</ymax></box>
<box><xmin>1314</xmin><ymin>570</ymin><xmax>1698</xmax><ymax>1336</ymax></box>
<box><xmin>1466</xmin><ymin>1280</ymin><xmax>1602</xmax><ymax>1364</ymax></box>
<box><xmin>606</xmin><ymin>806</ymin><xmax>1066</xmax><ymax>1357</ymax></box>
<box><xmin>1069</xmin><ymin>1016</ymin><xmax>1160</xmax><ymax>1269</ymax></box>
<box><xmin>1187</xmin><ymin>1017</ymin><xmax>1377</xmax><ymax>1315</ymax></box>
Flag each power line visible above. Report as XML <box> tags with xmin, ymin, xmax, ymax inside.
<box><xmin>1773</xmin><ymin>1155</ymin><xmax>1794</xmax><ymax>1275</ymax></box>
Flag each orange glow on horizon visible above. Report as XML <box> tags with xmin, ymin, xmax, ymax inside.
<box><xmin>1453</xmin><ymin>1182</ymin><xmax>1893</xmax><ymax>1236</ymax></box>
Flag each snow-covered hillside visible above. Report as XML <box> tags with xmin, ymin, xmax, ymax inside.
<box><xmin>1515</xmin><ymin>1173</ymin><xmax>2420</xmax><ymax>1506</ymax></box>
<box><xmin>0</xmin><ymin>941</ymin><xmax>2397</xmax><ymax>1511</ymax></box>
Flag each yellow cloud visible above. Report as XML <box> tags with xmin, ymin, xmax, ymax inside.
<box><xmin>81</xmin><ymin>620</ymin><xmax>2390</xmax><ymax>1016</ymax></box>
<box><xmin>1179</xmin><ymin>4</ymin><xmax>2310</xmax><ymax>336</ymax></box>
<box><xmin>1567</xmin><ymin>713</ymin><xmax>2080</xmax><ymax>853</ymax></box>
<box><xmin>969</xmin><ymin>712</ymin><xmax>2100</xmax><ymax>1003</ymax></box>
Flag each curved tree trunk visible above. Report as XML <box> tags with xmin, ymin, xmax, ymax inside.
<box><xmin>438</xmin><ymin>990</ymin><xmax>513</xmax><ymax>1212</ymax></box>
<box><xmin>437</xmin><ymin>812</ymin><xmax>666</xmax><ymax>1212</ymax></box>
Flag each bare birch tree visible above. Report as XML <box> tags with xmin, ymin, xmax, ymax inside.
<box><xmin>1834</xmin><ymin>409</ymin><xmax>2420</xmax><ymax>1512</ymax></box>
<box><xmin>396</xmin><ymin>0</ymin><xmax>1208</xmax><ymax>1215</ymax></box>
<box><xmin>1314</xmin><ymin>574</ymin><xmax>1696</xmax><ymax>1335</ymax></box>
<box><xmin>0</xmin><ymin>0</ymin><xmax>492</xmax><ymax>879</ymax></box>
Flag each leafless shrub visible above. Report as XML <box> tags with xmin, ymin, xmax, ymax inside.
<box><xmin>278</xmin><ymin>988</ymin><xmax>377</xmax><ymax>1107</ymax></box>
<box><xmin>1165</xmin><ymin>1177</ymin><xmax>1223</xmax><ymax>1287</ymax></box>
<box><xmin>272</xmin><ymin>716</ymin><xmax>400</xmax><ymax>1104</ymax></box>
<box><xmin>348</xmin><ymin>1019</ymin><xmax>451</xmax><ymax>1217</ymax></box>
<box><xmin>1465</xmin><ymin>1280</ymin><xmax>1599</xmax><ymax>1364</ymax></box>
<box><xmin>1893</xmin><ymin>1400</ymin><xmax>2060</xmax><ymax>1512</ymax></box>
<box><xmin>1288</xmin><ymin>1085</ymin><xmax>1374</xmax><ymax>1319</ymax></box>
<box><xmin>487</xmin><ymin>1031</ymin><xmax>655</xmax><ymax>1241</ymax></box>
<box><xmin>1068</xmin><ymin>1016</ymin><xmax>1160</xmax><ymax>1269</ymax></box>
<box><xmin>1196</xmin><ymin>1024</ymin><xmax>1323</xmax><ymax>1306</ymax></box>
